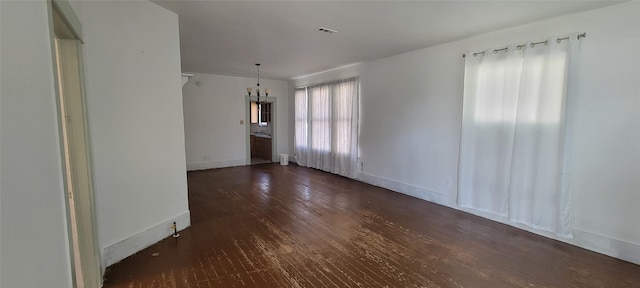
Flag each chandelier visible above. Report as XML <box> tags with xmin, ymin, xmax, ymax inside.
<box><xmin>246</xmin><ymin>63</ymin><xmax>270</xmax><ymax>103</ymax></box>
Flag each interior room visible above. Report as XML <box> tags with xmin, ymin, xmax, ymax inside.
<box><xmin>1</xmin><ymin>0</ymin><xmax>639</xmax><ymax>287</ymax></box>
<box><xmin>249</xmin><ymin>84</ymin><xmax>274</xmax><ymax>165</ymax></box>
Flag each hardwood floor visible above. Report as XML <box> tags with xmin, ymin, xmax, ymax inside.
<box><xmin>103</xmin><ymin>164</ymin><xmax>640</xmax><ymax>287</ymax></box>
<box><xmin>250</xmin><ymin>156</ymin><xmax>271</xmax><ymax>165</ymax></box>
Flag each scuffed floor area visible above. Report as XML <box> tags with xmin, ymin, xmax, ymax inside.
<box><xmin>103</xmin><ymin>164</ymin><xmax>640</xmax><ymax>288</ymax></box>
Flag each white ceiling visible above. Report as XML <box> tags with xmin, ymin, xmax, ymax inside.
<box><xmin>152</xmin><ymin>0</ymin><xmax>619</xmax><ymax>80</ymax></box>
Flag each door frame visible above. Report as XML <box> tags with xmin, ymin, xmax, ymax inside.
<box><xmin>49</xmin><ymin>1</ymin><xmax>102</xmax><ymax>287</ymax></box>
<box><xmin>245</xmin><ymin>96</ymin><xmax>277</xmax><ymax>164</ymax></box>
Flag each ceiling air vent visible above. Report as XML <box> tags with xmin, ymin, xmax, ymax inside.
<box><xmin>318</xmin><ymin>27</ymin><xmax>338</xmax><ymax>34</ymax></box>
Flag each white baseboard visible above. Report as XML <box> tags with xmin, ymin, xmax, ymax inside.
<box><xmin>357</xmin><ymin>172</ymin><xmax>455</xmax><ymax>208</ymax></box>
<box><xmin>355</xmin><ymin>172</ymin><xmax>640</xmax><ymax>265</ymax></box>
<box><xmin>102</xmin><ymin>210</ymin><xmax>191</xmax><ymax>267</ymax></box>
<box><xmin>457</xmin><ymin>206</ymin><xmax>640</xmax><ymax>265</ymax></box>
<box><xmin>571</xmin><ymin>229</ymin><xmax>640</xmax><ymax>265</ymax></box>
<box><xmin>186</xmin><ymin>159</ymin><xmax>246</xmax><ymax>171</ymax></box>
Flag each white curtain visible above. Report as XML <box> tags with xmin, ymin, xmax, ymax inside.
<box><xmin>295</xmin><ymin>78</ymin><xmax>359</xmax><ymax>177</ymax></box>
<box><xmin>458</xmin><ymin>37</ymin><xmax>579</xmax><ymax>237</ymax></box>
<box><xmin>294</xmin><ymin>88</ymin><xmax>309</xmax><ymax>165</ymax></box>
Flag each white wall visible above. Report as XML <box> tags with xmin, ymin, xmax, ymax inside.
<box><xmin>182</xmin><ymin>73</ymin><xmax>289</xmax><ymax>170</ymax></box>
<box><xmin>80</xmin><ymin>1</ymin><xmax>190</xmax><ymax>265</ymax></box>
<box><xmin>1</xmin><ymin>1</ymin><xmax>3</xmax><ymax>284</ymax></box>
<box><xmin>0</xmin><ymin>1</ymin><xmax>73</xmax><ymax>287</ymax></box>
<box><xmin>290</xmin><ymin>2</ymin><xmax>640</xmax><ymax>264</ymax></box>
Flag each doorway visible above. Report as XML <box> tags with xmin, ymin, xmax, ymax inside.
<box><xmin>52</xmin><ymin>3</ymin><xmax>101</xmax><ymax>288</ymax></box>
<box><xmin>245</xmin><ymin>97</ymin><xmax>277</xmax><ymax>165</ymax></box>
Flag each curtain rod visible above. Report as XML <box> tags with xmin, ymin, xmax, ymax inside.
<box><xmin>462</xmin><ymin>33</ymin><xmax>586</xmax><ymax>58</ymax></box>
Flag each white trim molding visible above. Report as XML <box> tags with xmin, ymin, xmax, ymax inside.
<box><xmin>457</xmin><ymin>206</ymin><xmax>640</xmax><ymax>265</ymax></box>
<box><xmin>186</xmin><ymin>159</ymin><xmax>247</xmax><ymax>171</ymax></box>
<box><xmin>357</xmin><ymin>172</ymin><xmax>456</xmax><ymax>208</ymax></box>
<box><xmin>52</xmin><ymin>0</ymin><xmax>83</xmax><ymax>41</ymax></box>
<box><xmin>103</xmin><ymin>211</ymin><xmax>191</xmax><ymax>266</ymax></box>
<box><xmin>571</xmin><ymin>229</ymin><xmax>640</xmax><ymax>265</ymax></box>
<box><xmin>356</xmin><ymin>171</ymin><xmax>639</xmax><ymax>265</ymax></box>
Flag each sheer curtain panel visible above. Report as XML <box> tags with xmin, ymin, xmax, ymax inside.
<box><xmin>295</xmin><ymin>78</ymin><xmax>359</xmax><ymax>177</ymax></box>
<box><xmin>295</xmin><ymin>88</ymin><xmax>309</xmax><ymax>165</ymax></box>
<box><xmin>458</xmin><ymin>37</ymin><xmax>579</xmax><ymax>237</ymax></box>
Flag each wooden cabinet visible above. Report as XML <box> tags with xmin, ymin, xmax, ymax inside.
<box><xmin>250</xmin><ymin>135</ymin><xmax>256</xmax><ymax>156</ymax></box>
<box><xmin>251</xmin><ymin>136</ymin><xmax>272</xmax><ymax>161</ymax></box>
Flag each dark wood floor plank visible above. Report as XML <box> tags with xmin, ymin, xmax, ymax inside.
<box><xmin>103</xmin><ymin>164</ymin><xmax>640</xmax><ymax>288</ymax></box>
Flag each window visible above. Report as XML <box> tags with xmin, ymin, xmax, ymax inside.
<box><xmin>294</xmin><ymin>78</ymin><xmax>359</xmax><ymax>177</ymax></box>
<box><xmin>250</xmin><ymin>102</ymin><xmax>271</xmax><ymax>126</ymax></box>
